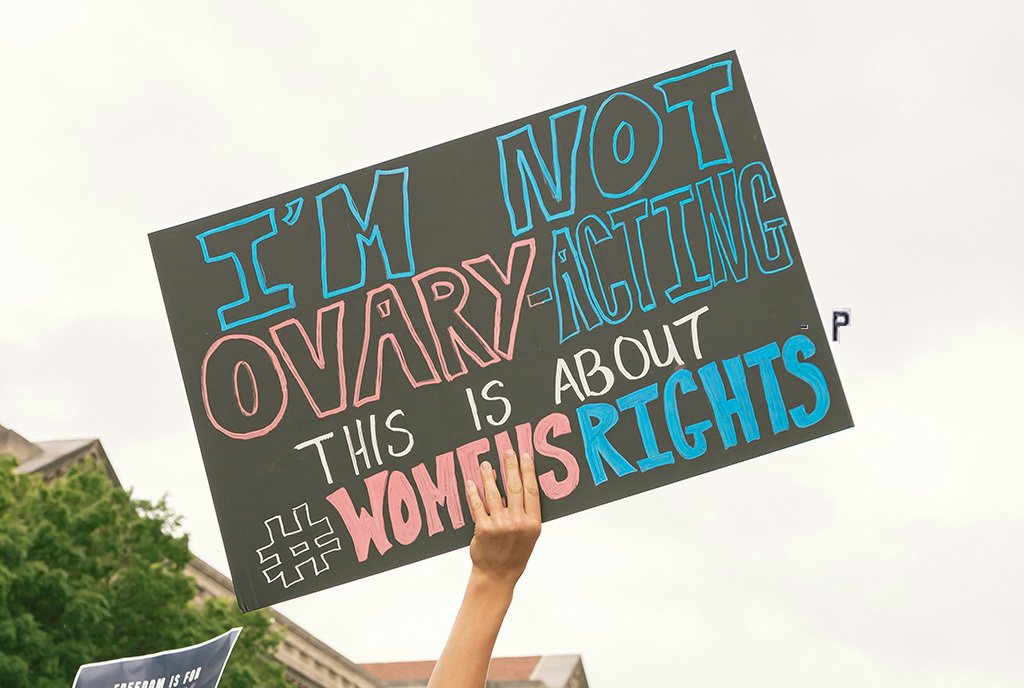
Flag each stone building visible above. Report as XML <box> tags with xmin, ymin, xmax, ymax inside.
<box><xmin>187</xmin><ymin>557</ymin><xmax>385</xmax><ymax>688</ymax></box>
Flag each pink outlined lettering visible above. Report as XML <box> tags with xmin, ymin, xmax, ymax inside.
<box><xmin>354</xmin><ymin>283</ymin><xmax>441</xmax><ymax>408</ymax></box>
<box><xmin>202</xmin><ymin>334</ymin><xmax>288</xmax><ymax>441</ymax></box>
<box><xmin>326</xmin><ymin>471</ymin><xmax>392</xmax><ymax>562</ymax></box>
<box><xmin>412</xmin><ymin>267</ymin><xmax>500</xmax><ymax>381</ymax></box>
<box><xmin>269</xmin><ymin>300</ymin><xmax>347</xmax><ymax>419</ymax></box>
<box><xmin>386</xmin><ymin>470</ymin><xmax>423</xmax><ymax>545</ymax></box>
<box><xmin>233</xmin><ymin>360</ymin><xmax>259</xmax><ymax>417</ymax></box>
<box><xmin>462</xmin><ymin>238</ymin><xmax>537</xmax><ymax>361</ymax></box>
<box><xmin>411</xmin><ymin>452</ymin><xmax>465</xmax><ymax>536</ymax></box>
<box><xmin>534</xmin><ymin>412</ymin><xmax>580</xmax><ymax>499</ymax></box>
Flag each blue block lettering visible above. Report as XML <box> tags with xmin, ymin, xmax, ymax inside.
<box><xmin>654</xmin><ymin>60</ymin><xmax>734</xmax><ymax>170</ymax></box>
<box><xmin>551</xmin><ymin>227</ymin><xmax>603</xmax><ymax>342</ymax></box>
<box><xmin>607</xmin><ymin>199</ymin><xmax>656</xmax><ymax>312</ymax></box>
<box><xmin>575</xmin><ymin>214</ymin><xmax>633</xmax><ymax>325</ymax></box>
<box><xmin>696</xmin><ymin>168</ymin><xmax>748</xmax><ymax>285</ymax></box>
<box><xmin>743</xmin><ymin>342</ymin><xmax>789</xmax><ymax>434</ymax></box>
<box><xmin>663</xmin><ymin>369</ymin><xmax>712</xmax><ymax>459</ymax></box>
<box><xmin>651</xmin><ymin>186</ymin><xmax>714</xmax><ymax>303</ymax></box>
<box><xmin>782</xmin><ymin>334</ymin><xmax>831</xmax><ymax>428</ymax></box>
<box><xmin>576</xmin><ymin>403</ymin><xmax>637</xmax><ymax>486</ymax></box>
<box><xmin>616</xmin><ymin>384</ymin><xmax>674</xmax><ymax>471</ymax></box>
<box><xmin>589</xmin><ymin>92</ymin><xmax>664</xmax><ymax>199</ymax></box>
<box><xmin>496</xmin><ymin>105</ymin><xmax>587</xmax><ymax>236</ymax></box>
<box><xmin>197</xmin><ymin>209</ymin><xmax>295</xmax><ymax>332</ymax></box>
<box><xmin>698</xmin><ymin>356</ymin><xmax>760</xmax><ymax>449</ymax></box>
<box><xmin>317</xmin><ymin>167</ymin><xmax>414</xmax><ymax>299</ymax></box>
<box><xmin>739</xmin><ymin>162</ymin><xmax>793</xmax><ymax>274</ymax></box>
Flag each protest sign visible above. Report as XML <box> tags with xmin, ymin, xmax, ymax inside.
<box><xmin>151</xmin><ymin>50</ymin><xmax>853</xmax><ymax>610</ymax></box>
<box><xmin>72</xmin><ymin>628</ymin><xmax>240</xmax><ymax>688</ymax></box>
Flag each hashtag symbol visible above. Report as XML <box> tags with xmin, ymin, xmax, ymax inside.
<box><xmin>257</xmin><ymin>503</ymin><xmax>341</xmax><ymax>588</ymax></box>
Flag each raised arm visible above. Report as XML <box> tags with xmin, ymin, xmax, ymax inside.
<box><xmin>427</xmin><ymin>450</ymin><xmax>542</xmax><ymax>688</ymax></box>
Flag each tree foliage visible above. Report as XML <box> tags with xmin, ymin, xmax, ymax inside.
<box><xmin>0</xmin><ymin>455</ymin><xmax>291</xmax><ymax>688</ymax></box>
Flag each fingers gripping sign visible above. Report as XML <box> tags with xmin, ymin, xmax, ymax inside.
<box><xmin>520</xmin><ymin>450</ymin><xmax>542</xmax><ymax>519</ymax></box>
<box><xmin>465</xmin><ymin>450</ymin><xmax>542</xmax><ymax>588</ymax></box>
<box><xmin>429</xmin><ymin>450</ymin><xmax>543</xmax><ymax>688</ymax></box>
<box><xmin>483</xmin><ymin>461</ymin><xmax>505</xmax><ymax>515</ymax></box>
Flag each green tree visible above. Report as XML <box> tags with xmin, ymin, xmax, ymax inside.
<box><xmin>0</xmin><ymin>455</ymin><xmax>291</xmax><ymax>688</ymax></box>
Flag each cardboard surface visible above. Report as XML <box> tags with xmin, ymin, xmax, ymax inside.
<box><xmin>151</xmin><ymin>51</ymin><xmax>852</xmax><ymax>610</ymax></box>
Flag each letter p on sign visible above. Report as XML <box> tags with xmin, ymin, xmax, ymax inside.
<box><xmin>832</xmin><ymin>309</ymin><xmax>851</xmax><ymax>342</ymax></box>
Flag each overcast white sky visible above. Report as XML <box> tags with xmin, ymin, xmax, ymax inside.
<box><xmin>3</xmin><ymin>1</ymin><xmax>1023</xmax><ymax>685</ymax></box>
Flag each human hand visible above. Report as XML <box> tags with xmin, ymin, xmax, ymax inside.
<box><xmin>465</xmin><ymin>450</ymin><xmax>542</xmax><ymax>591</ymax></box>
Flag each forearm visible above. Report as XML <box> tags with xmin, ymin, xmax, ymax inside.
<box><xmin>428</xmin><ymin>571</ymin><xmax>515</xmax><ymax>688</ymax></box>
<box><xmin>428</xmin><ymin>453</ymin><xmax>540</xmax><ymax>688</ymax></box>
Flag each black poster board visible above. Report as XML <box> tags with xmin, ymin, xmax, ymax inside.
<box><xmin>72</xmin><ymin>628</ymin><xmax>240</xmax><ymax>688</ymax></box>
<box><xmin>151</xmin><ymin>51</ymin><xmax>853</xmax><ymax>611</ymax></box>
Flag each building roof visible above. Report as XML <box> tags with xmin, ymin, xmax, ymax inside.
<box><xmin>187</xmin><ymin>557</ymin><xmax>384</xmax><ymax>687</ymax></box>
<box><xmin>362</xmin><ymin>656</ymin><xmax>540</xmax><ymax>682</ymax></box>
<box><xmin>361</xmin><ymin>655</ymin><xmax>587</xmax><ymax>688</ymax></box>
<box><xmin>1</xmin><ymin>424</ymin><xmax>119</xmax><ymax>486</ymax></box>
